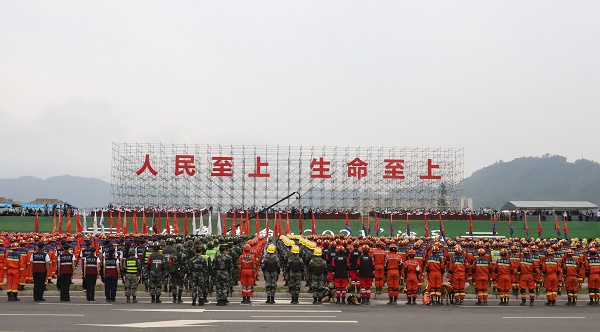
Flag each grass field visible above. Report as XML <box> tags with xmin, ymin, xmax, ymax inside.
<box><xmin>2</xmin><ymin>215</ymin><xmax>599</xmax><ymax>239</ymax></box>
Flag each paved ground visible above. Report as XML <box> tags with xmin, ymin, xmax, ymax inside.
<box><xmin>0</xmin><ymin>288</ymin><xmax>598</xmax><ymax>332</ymax></box>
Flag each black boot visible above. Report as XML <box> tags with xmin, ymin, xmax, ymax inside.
<box><xmin>126</xmin><ymin>296</ymin><xmax>131</xmax><ymax>303</ymax></box>
<box><xmin>247</xmin><ymin>296</ymin><xmax>252</xmax><ymax>304</ymax></box>
<box><xmin>132</xmin><ymin>296</ymin><xmax>137</xmax><ymax>303</ymax></box>
<box><xmin>198</xmin><ymin>298</ymin><xmax>204</xmax><ymax>306</ymax></box>
<box><xmin>313</xmin><ymin>297</ymin><xmax>318</xmax><ymax>304</ymax></box>
<box><xmin>341</xmin><ymin>296</ymin><xmax>346</xmax><ymax>304</ymax></box>
<box><xmin>192</xmin><ymin>299</ymin><xmax>196</xmax><ymax>306</ymax></box>
<box><xmin>13</xmin><ymin>293</ymin><xmax>20</xmax><ymax>302</ymax></box>
<box><xmin>178</xmin><ymin>294</ymin><xmax>183</xmax><ymax>304</ymax></box>
<box><xmin>151</xmin><ymin>295</ymin><xmax>156</xmax><ymax>303</ymax></box>
<box><xmin>155</xmin><ymin>295</ymin><xmax>162</xmax><ymax>304</ymax></box>
<box><xmin>265</xmin><ymin>296</ymin><xmax>271</xmax><ymax>304</ymax></box>
<box><xmin>7</xmin><ymin>293</ymin><xmax>12</xmax><ymax>302</ymax></box>
<box><xmin>336</xmin><ymin>296</ymin><xmax>340</xmax><ymax>304</ymax></box>
<box><xmin>520</xmin><ymin>299</ymin><xmax>527</xmax><ymax>306</ymax></box>
<box><xmin>530</xmin><ymin>299</ymin><xmax>534</xmax><ymax>306</ymax></box>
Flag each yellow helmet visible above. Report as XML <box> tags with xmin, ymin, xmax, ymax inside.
<box><xmin>308</xmin><ymin>242</ymin><xmax>316</xmax><ymax>249</ymax></box>
<box><xmin>291</xmin><ymin>245</ymin><xmax>300</xmax><ymax>254</ymax></box>
<box><xmin>314</xmin><ymin>248</ymin><xmax>322</xmax><ymax>256</ymax></box>
<box><xmin>267</xmin><ymin>244</ymin><xmax>276</xmax><ymax>254</ymax></box>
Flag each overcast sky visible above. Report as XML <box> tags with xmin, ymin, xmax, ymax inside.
<box><xmin>1</xmin><ymin>1</ymin><xmax>599</xmax><ymax>182</ymax></box>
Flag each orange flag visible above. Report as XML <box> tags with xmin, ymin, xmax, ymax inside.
<box><xmin>285</xmin><ymin>213</ymin><xmax>291</xmax><ymax>235</ymax></box>
<box><xmin>52</xmin><ymin>210</ymin><xmax>56</xmax><ymax>233</ymax></box>
<box><xmin>133</xmin><ymin>211</ymin><xmax>139</xmax><ymax>234</ymax></box>
<box><xmin>184</xmin><ymin>212</ymin><xmax>189</xmax><ymax>235</ymax></box>
<box><xmin>142</xmin><ymin>211</ymin><xmax>148</xmax><ymax>234</ymax></box>
<box><xmin>232</xmin><ymin>211</ymin><xmax>237</xmax><ymax>235</ymax></box>
<box><xmin>66</xmin><ymin>210</ymin><xmax>72</xmax><ymax>234</ymax></box>
<box><xmin>116</xmin><ymin>211</ymin><xmax>121</xmax><ymax>233</ymax></box>
<box><xmin>76</xmin><ymin>212</ymin><xmax>82</xmax><ymax>233</ymax></box>
<box><xmin>165</xmin><ymin>212</ymin><xmax>170</xmax><ymax>235</ymax></box>
<box><xmin>173</xmin><ymin>211</ymin><xmax>179</xmax><ymax>234</ymax></box>
<box><xmin>34</xmin><ymin>211</ymin><xmax>39</xmax><ymax>233</ymax></box>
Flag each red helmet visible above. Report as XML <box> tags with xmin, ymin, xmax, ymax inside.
<box><xmin>522</xmin><ymin>248</ymin><xmax>530</xmax><ymax>255</ymax></box>
<box><xmin>408</xmin><ymin>249</ymin><xmax>416</xmax><ymax>256</ymax></box>
<box><xmin>589</xmin><ymin>247</ymin><xmax>598</xmax><ymax>256</ymax></box>
<box><xmin>362</xmin><ymin>245</ymin><xmax>370</xmax><ymax>252</ymax></box>
<box><xmin>454</xmin><ymin>246</ymin><xmax>463</xmax><ymax>254</ymax></box>
<box><xmin>477</xmin><ymin>248</ymin><xmax>486</xmax><ymax>256</ymax></box>
<box><xmin>336</xmin><ymin>245</ymin><xmax>344</xmax><ymax>252</ymax></box>
<box><xmin>389</xmin><ymin>244</ymin><xmax>398</xmax><ymax>252</ymax></box>
<box><xmin>243</xmin><ymin>244</ymin><xmax>251</xmax><ymax>251</ymax></box>
<box><xmin>546</xmin><ymin>249</ymin><xmax>555</xmax><ymax>256</ymax></box>
<box><xmin>431</xmin><ymin>246</ymin><xmax>439</xmax><ymax>254</ymax></box>
<box><xmin>500</xmin><ymin>248</ymin><xmax>508</xmax><ymax>256</ymax></box>
<box><xmin>566</xmin><ymin>249</ymin><xmax>575</xmax><ymax>256</ymax></box>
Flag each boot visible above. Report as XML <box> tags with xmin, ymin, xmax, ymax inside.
<box><xmin>192</xmin><ymin>299</ymin><xmax>196</xmax><ymax>306</ymax></box>
<box><xmin>520</xmin><ymin>299</ymin><xmax>527</xmax><ymax>306</ymax></box>
<box><xmin>313</xmin><ymin>297</ymin><xmax>318</xmax><ymax>304</ymax></box>
<box><xmin>172</xmin><ymin>294</ymin><xmax>177</xmax><ymax>304</ymax></box>
<box><xmin>336</xmin><ymin>296</ymin><xmax>340</xmax><ymax>304</ymax></box>
<box><xmin>412</xmin><ymin>297</ymin><xmax>417</xmax><ymax>304</ymax></box>
<box><xmin>265</xmin><ymin>296</ymin><xmax>271</xmax><ymax>304</ymax></box>
<box><xmin>317</xmin><ymin>297</ymin><xmax>322</xmax><ymax>304</ymax></box>
<box><xmin>247</xmin><ymin>296</ymin><xmax>252</xmax><ymax>304</ymax></box>
<box><xmin>126</xmin><ymin>296</ymin><xmax>131</xmax><ymax>303</ymax></box>
<box><xmin>341</xmin><ymin>296</ymin><xmax>346</xmax><ymax>304</ymax></box>
<box><xmin>588</xmin><ymin>299</ymin><xmax>594</xmax><ymax>306</ymax></box>
<box><xmin>151</xmin><ymin>295</ymin><xmax>156</xmax><ymax>303</ymax></box>
<box><xmin>530</xmin><ymin>299</ymin><xmax>534</xmax><ymax>306</ymax></box>
<box><xmin>476</xmin><ymin>300</ymin><xmax>482</xmax><ymax>306</ymax></box>
<box><xmin>132</xmin><ymin>296</ymin><xmax>137</xmax><ymax>303</ymax></box>
<box><xmin>483</xmin><ymin>300</ymin><xmax>488</xmax><ymax>306</ymax></box>
<box><xmin>13</xmin><ymin>293</ymin><xmax>20</xmax><ymax>302</ymax></box>
<box><xmin>7</xmin><ymin>293</ymin><xmax>12</xmax><ymax>302</ymax></box>
<box><xmin>178</xmin><ymin>295</ymin><xmax>183</xmax><ymax>304</ymax></box>
<box><xmin>155</xmin><ymin>295</ymin><xmax>162</xmax><ymax>304</ymax></box>
<box><xmin>545</xmin><ymin>299</ymin><xmax>551</xmax><ymax>306</ymax></box>
<box><xmin>18</xmin><ymin>285</ymin><xmax>25</xmax><ymax>291</ymax></box>
<box><xmin>198</xmin><ymin>298</ymin><xmax>204</xmax><ymax>306</ymax></box>
<box><xmin>551</xmin><ymin>300</ymin><xmax>556</xmax><ymax>306</ymax></box>
<box><xmin>565</xmin><ymin>298</ymin><xmax>572</xmax><ymax>306</ymax></box>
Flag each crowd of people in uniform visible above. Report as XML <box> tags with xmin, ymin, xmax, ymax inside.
<box><xmin>1</xmin><ymin>230</ymin><xmax>600</xmax><ymax>307</ymax></box>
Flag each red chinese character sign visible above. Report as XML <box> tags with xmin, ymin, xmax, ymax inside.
<box><xmin>113</xmin><ymin>144</ymin><xmax>463</xmax><ymax>210</ymax></box>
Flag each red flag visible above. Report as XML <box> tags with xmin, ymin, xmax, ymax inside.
<box><xmin>157</xmin><ymin>213</ymin><xmax>161</xmax><ymax>234</ymax></box>
<box><xmin>298</xmin><ymin>212</ymin><xmax>303</xmax><ymax>235</ymax></box>
<box><xmin>555</xmin><ymin>216</ymin><xmax>561</xmax><ymax>237</ymax></box>
<box><xmin>245</xmin><ymin>211</ymin><xmax>250</xmax><ymax>234</ymax></box>
<box><xmin>312</xmin><ymin>212</ymin><xmax>317</xmax><ymax>235</ymax></box>
<box><xmin>222</xmin><ymin>213</ymin><xmax>227</xmax><ymax>235</ymax></box>
<box><xmin>109</xmin><ymin>211</ymin><xmax>114</xmax><ymax>234</ymax></box>
<box><xmin>375</xmin><ymin>214</ymin><xmax>379</xmax><ymax>236</ymax></box>
<box><xmin>563</xmin><ymin>216</ymin><xmax>569</xmax><ymax>238</ymax></box>
<box><xmin>278</xmin><ymin>213</ymin><xmax>284</xmax><ymax>237</ymax></box>
<box><xmin>367</xmin><ymin>215</ymin><xmax>371</xmax><ymax>235</ymax></box>
<box><xmin>265</xmin><ymin>212</ymin><xmax>270</xmax><ymax>236</ymax></box>
<box><xmin>165</xmin><ymin>212</ymin><xmax>170</xmax><ymax>235</ymax></box>
<box><xmin>256</xmin><ymin>212</ymin><xmax>260</xmax><ymax>235</ymax></box>
<box><xmin>123</xmin><ymin>211</ymin><xmax>128</xmax><ymax>234</ymax></box>
<box><xmin>173</xmin><ymin>212</ymin><xmax>179</xmax><ymax>234</ymax></box>
<box><xmin>52</xmin><ymin>210</ymin><xmax>56</xmax><ymax>233</ymax></box>
<box><xmin>232</xmin><ymin>211</ymin><xmax>237</xmax><ymax>235</ymax></box>
<box><xmin>285</xmin><ymin>213</ymin><xmax>291</xmax><ymax>235</ymax></box>
<box><xmin>66</xmin><ymin>210</ymin><xmax>72</xmax><ymax>234</ymax></box>
<box><xmin>537</xmin><ymin>214</ymin><xmax>542</xmax><ymax>237</ymax></box>
<box><xmin>273</xmin><ymin>212</ymin><xmax>279</xmax><ymax>238</ymax></box>
<box><xmin>34</xmin><ymin>210</ymin><xmax>39</xmax><ymax>233</ymax></box>
<box><xmin>134</xmin><ymin>211</ymin><xmax>140</xmax><ymax>234</ymax></box>
<box><xmin>58</xmin><ymin>213</ymin><xmax>63</xmax><ymax>234</ymax></box>
<box><xmin>117</xmin><ymin>211</ymin><xmax>122</xmax><ymax>233</ymax></box>
<box><xmin>143</xmin><ymin>212</ymin><xmax>148</xmax><ymax>234</ymax></box>
<box><xmin>424</xmin><ymin>215</ymin><xmax>429</xmax><ymax>237</ymax></box>
<box><xmin>469</xmin><ymin>214</ymin><xmax>473</xmax><ymax>237</ymax></box>
<box><xmin>184</xmin><ymin>213</ymin><xmax>189</xmax><ymax>235</ymax></box>
<box><xmin>76</xmin><ymin>212</ymin><xmax>82</xmax><ymax>233</ymax></box>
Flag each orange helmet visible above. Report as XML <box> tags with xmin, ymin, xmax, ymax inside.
<box><xmin>589</xmin><ymin>247</ymin><xmax>598</xmax><ymax>256</ymax></box>
<box><xmin>408</xmin><ymin>249</ymin><xmax>416</xmax><ymax>256</ymax></box>
<box><xmin>431</xmin><ymin>246</ymin><xmax>439</xmax><ymax>253</ymax></box>
<box><xmin>336</xmin><ymin>245</ymin><xmax>344</xmax><ymax>252</ymax></box>
<box><xmin>389</xmin><ymin>244</ymin><xmax>398</xmax><ymax>252</ymax></box>
<box><xmin>546</xmin><ymin>249</ymin><xmax>555</xmax><ymax>256</ymax></box>
<box><xmin>477</xmin><ymin>248</ymin><xmax>486</xmax><ymax>256</ymax></box>
<box><xmin>522</xmin><ymin>248</ymin><xmax>530</xmax><ymax>255</ymax></box>
<box><xmin>455</xmin><ymin>246</ymin><xmax>463</xmax><ymax>254</ymax></box>
<box><xmin>500</xmin><ymin>248</ymin><xmax>508</xmax><ymax>256</ymax></box>
<box><xmin>243</xmin><ymin>244</ymin><xmax>251</xmax><ymax>251</ymax></box>
<box><xmin>362</xmin><ymin>245</ymin><xmax>370</xmax><ymax>252</ymax></box>
<box><xmin>566</xmin><ymin>249</ymin><xmax>574</xmax><ymax>256</ymax></box>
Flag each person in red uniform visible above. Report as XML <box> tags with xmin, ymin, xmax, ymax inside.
<box><xmin>563</xmin><ymin>249</ymin><xmax>580</xmax><ymax>306</ymax></box>
<box><xmin>372</xmin><ymin>242</ymin><xmax>387</xmax><ymax>295</ymax></box>
<box><xmin>0</xmin><ymin>239</ymin><xmax>6</xmax><ymax>290</ymax></box>
<box><xmin>448</xmin><ymin>245</ymin><xmax>468</xmax><ymax>305</ymax></box>
<box><xmin>385</xmin><ymin>243</ymin><xmax>402</xmax><ymax>305</ymax></box>
<box><xmin>509</xmin><ymin>245</ymin><xmax>521</xmax><ymax>297</ymax></box>
<box><xmin>426</xmin><ymin>245</ymin><xmax>444</xmax><ymax>305</ymax></box>
<box><xmin>542</xmin><ymin>249</ymin><xmax>560</xmax><ymax>306</ymax></box>
<box><xmin>238</xmin><ymin>243</ymin><xmax>256</xmax><ymax>304</ymax></box>
<box><xmin>5</xmin><ymin>243</ymin><xmax>24</xmax><ymax>301</ymax></box>
<box><xmin>494</xmin><ymin>248</ymin><xmax>512</xmax><ymax>306</ymax></box>
<box><xmin>518</xmin><ymin>248</ymin><xmax>537</xmax><ymax>306</ymax></box>
<box><xmin>473</xmin><ymin>248</ymin><xmax>491</xmax><ymax>305</ymax></box>
<box><xmin>585</xmin><ymin>247</ymin><xmax>600</xmax><ymax>306</ymax></box>
<box><xmin>404</xmin><ymin>249</ymin><xmax>420</xmax><ymax>305</ymax></box>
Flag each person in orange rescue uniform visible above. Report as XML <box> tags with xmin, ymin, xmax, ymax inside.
<box><xmin>542</xmin><ymin>249</ymin><xmax>560</xmax><ymax>306</ymax></box>
<box><xmin>473</xmin><ymin>248</ymin><xmax>491</xmax><ymax>305</ymax></box>
<box><xmin>372</xmin><ymin>242</ymin><xmax>387</xmax><ymax>296</ymax></box>
<box><xmin>5</xmin><ymin>243</ymin><xmax>24</xmax><ymax>301</ymax></box>
<box><xmin>384</xmin><ymin>243</ymin><xmax>402</xmax><ymax>305</ymax></box>
<box><xmin>238</xmin><ymin>243</ymin><xmax>256</xmax><ymax>304</ymax></box>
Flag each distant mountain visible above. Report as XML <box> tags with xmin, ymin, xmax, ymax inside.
<box><xmin>0</xmin><ymin>175</ymin><xmax>110</xmax><ymax>209</ymax></box>
<box><xmin>463</xmin><ymin>155</ymin><xmax>600</xmax><ymax>210</ymax></box>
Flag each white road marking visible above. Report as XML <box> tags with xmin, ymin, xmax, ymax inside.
<box><xmin>113</xmin><ymin>308</ymin><xmax>342</xmax><ymax>313</ymax></box>
<box><xmin>78</xmin><ymin>319</ymin><xmax>358</xmax><ymax>328</ymax></box>
<box><xmin>251</xmin><ymin>315</ymin><xmax>337</xmax><ymax>318</ymax></box>
<box><xmin>502</xmin><ymin>317</ymin><xmax>586</xmax><ymax>319</ymax></box>
<box><xmin>0</xmin><ymin>314</ymin><xmax>84</xmax><ymax>317</ymax></box>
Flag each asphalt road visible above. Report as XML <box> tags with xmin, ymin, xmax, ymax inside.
<box><xmin>0</xmin><ymin>292</ymin><xmax>597</xmax><ymax>332</ymax></box>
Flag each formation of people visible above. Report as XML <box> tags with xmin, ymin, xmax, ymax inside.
<box><xmin>1</xmin><ymin>230</ymin><xmax>600</xmax><ymax>307</ymax></box>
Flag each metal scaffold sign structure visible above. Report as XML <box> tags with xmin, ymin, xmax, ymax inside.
<box><xmin>111</xmin><ymin>143</ymin><xmax>464</xmax><ymax>210</ymax></box>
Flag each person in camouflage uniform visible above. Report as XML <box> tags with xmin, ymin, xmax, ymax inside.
<box><xmin>308</xmin><ymin>247</ymin><xmax>327</xmax><ymax>304</ymax></box>
<box><xmin>206</xmin><ymin>241</ymin><xmax>218</xmax><ymax>295</ymax></box>
<box><xmin>287</xmin><ymin>245</ymin><xmax>304</xmax><ymax>304</ymax></box>
<box><xmin>162</xmin><ymin>238</ymin><xmax>176</xmax><ymax>293</ymax></box>
<box><xmin>261</xmin><ymin>244</ymin><xmax>280</xmax><ymax>304</ymax></box>
<box><xmin>189</xmin><ymin>245</ymin><xmax>207</xmax><ymax>306</ymax></box>
<box><xmin>170</xmin><ymin>243</ymin><xmax>187</xmax><ymax>303</ymax></box>
<box><xmin>184</xmin><ymin>239</ymin><xmax>195</xmax><ymax>292</ymax></box>
<box><xmin>212</xmin><ymin>244</ymin><xmax>232</xmax><ymax>306</ymax></box>
<box><xmin>199</xmin><ymin>244</ymin><xmax>212</xmax><ymax>304</ymax></box>
<box><xmin>148</xmin><ymin>242</ymin><xmax>165</xmax><ymax>303</ymax></box>
<box><xmin>278</xmin><ymin>240</ymin><xmax>291</xmax><ymax>286</ymax></box>
<box><xmin>230</xmin><ymin>239</ymin><xmax>241</xmax><ymax>287</ymax></box>
<box><xmin>123</xmin><ymin>248</ymin><xmax>141</xmax><ymax>303</ymax></box>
